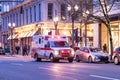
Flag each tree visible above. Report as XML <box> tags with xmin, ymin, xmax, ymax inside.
<box><xmin>88</xmin><ymin>0</ymin><xmax>120</xmax><ymax>60</ymax></box>
<box><xmin>57</xmin><ymin>0</ymin><xmax>120</xmax><ymax>60</ymax></box>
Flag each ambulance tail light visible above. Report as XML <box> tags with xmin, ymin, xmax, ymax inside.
<box><xmin>59</xmin><ymin>50</ymin><xmax>71</xmax><ymax>54</ymax></box>
<box><xmin>67</xmin><ymin>50</ymin><xmax>71</xmax><ymax>53</ymax></box>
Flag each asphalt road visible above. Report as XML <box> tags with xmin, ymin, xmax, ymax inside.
<box><xmin>0</xmin><ymin>55</ymin><xmax>120</xmax><ymax>80</ymax></box>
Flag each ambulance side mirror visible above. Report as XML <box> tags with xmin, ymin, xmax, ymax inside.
<box><xmin>45</xmin><ymin>45</ymin><xmax>47</xmax><ymax>48</ymax></box>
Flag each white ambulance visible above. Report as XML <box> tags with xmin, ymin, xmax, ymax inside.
<box><xmin>30</xmin><ymin>35</ymin><xmax>75</xmax><ymax>62</ymax></box>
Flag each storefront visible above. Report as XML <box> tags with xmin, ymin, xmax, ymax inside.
<box><xmin>101</xmin><ymin>20</ymin><xmax>120</xmax><ymax>51</ymax></box>
<box><xmin>7</xmin><ymin>23</ymin><xmax>39</xmax><ymax>54</ymax></box>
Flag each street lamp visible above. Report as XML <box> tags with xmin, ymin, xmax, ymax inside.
<box><xmin>67</xmin><ymin>4</ymin><xmax>78</xmax><ymax>48</ymax></box>
<box><xmin>8</xmin><ymin>22</ymin><xmax>16</xmax><ymax>55</ymax></box>
<box><xmin>53</xmin><ymin>17</ymin><xmax>59</xmax><ymax>35</ymax></box>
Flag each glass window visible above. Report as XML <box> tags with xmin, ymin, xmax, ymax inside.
<box><xmin>90</xmin><ymin>48</ymin><xmax>102</xmax><ymax>52</ymax></box>
<box><xmin>50</xmin><ymin>41</ymin><xmax>69</xmax><ymax>47</ymax></box>
<box><xmin>30</xmin><ymin>7</ymin><xmax>32</xmax><ymax>22</ymax></box>
<box><xmin>48</xmin><ymin>3</ymin><xmax>53</xmax><ymax>20</ymax></box>
<box><xmin>61</xmin><ymin>4</ymin><xmax>66</xmax><ymax>20</ymax></box>
<box><xmin>26</xmin><ymin>9</ymin><xmax>28</xmax><ymax>24</ymax></box>
<box><xmin>39</xmin><ymin>4</ymin><xmax>41</xmax><ymax>21</ymax></box>
<box><xmin>34</xmin><ymin>6</ymin><xmax>36</xmax><ymax>22</ymax></box>
<box><xmin>0</xmin><ymin>6</ymin><xmax>1</xmax><ymax>12</ymax></box>
<box><xmin>116</xmin><ymin>47</ymin><xmax>120</xmax><ymax>52</ymax></box>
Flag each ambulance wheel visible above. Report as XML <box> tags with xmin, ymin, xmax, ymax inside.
<box><xmin>35</xmin><ymin>54</ymin><xmax>41</xmax><ymax>61</ymax></box>
<box><xmin>55</xmin><ymin>59</ymin><xmax>59</xmax><ymax>62</ymax></box>
<box><xmin>114</xmin><ymin>57</ymin><xmax>120</xmax><ymax>65</ymax></box>
<box><xmin>68</xmin><ymin>58</ymin><xmax>73</xmax><ymax>63</ymax></box>
<box><xmin>76</xmin><ymin>55</ymin><xmax>80</xmax><ymax>62</ymax></box>
<box><xmin>50</xmin><ymin>54</ymin><xmax>55</xmax><ymax>62</ymax></box>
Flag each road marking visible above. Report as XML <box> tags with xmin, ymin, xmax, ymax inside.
<box><xmin>90</xmin><ymin>75</ymin><xmax>120</xmax><ymax>80</ymax></box>
<box><xmin>39</xmin><ymin>67</ymin><xmax>76</xmax><ymax>75</ymax></box>
<box><xmin>11</xmin><ymin>63</ymin><xmax>23</xmax><ymax>66</ymax></box>
<box><xmin>38</xmin><ymin>67</ymin><xmax>78</xmax><ymax>80</ymax></box>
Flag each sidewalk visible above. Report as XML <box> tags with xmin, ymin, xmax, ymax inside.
<box><xmin>4</xmin><ymin>53</ymin><xmax>32</xmax><ymax>59</ymax></box>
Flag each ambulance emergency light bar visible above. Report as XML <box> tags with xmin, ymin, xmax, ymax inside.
<box><xmin>45</xmin><ymin>35</ymin><xmax>66</xmax><ymax>40</ymax></box>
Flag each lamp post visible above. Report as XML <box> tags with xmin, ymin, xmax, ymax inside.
<box><xmin>53</xmin><ymin>17</ymin><xmax>59</xmax><ymax>35</ymax></box>
<box><xmin>8</xmin><ymin>22</ymin><xmax>15</xmax><ymax>55</ymax></box>
<box><xmin>67</xmin><ymin>4</ymin><xmax>78</xmax><ymax>48</ymax></box>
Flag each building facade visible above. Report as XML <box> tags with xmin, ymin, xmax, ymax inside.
<box><xmin>0</xmin><ymin>0</ymin><xmax>25</xmax><ymax>47</ymax></box>
<box><xmin>1</xmin><ymin>0</ymin><xmax>94</xmax><ymax>54</ymax></box>
<box><xmin>3</xmin><ymin>0</ymin><xmax>120</xmax><ymax>54</ymax></box>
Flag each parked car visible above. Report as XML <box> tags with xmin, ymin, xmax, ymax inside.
<box><xmin>113</xmin><ymin>47</ymin><xmax>120</xmax><ymax>65</ymax></box>
<box><xmin>0</xmin><ymin>47</ymin><xmax>5</xmax><ymax>55</ymax></box>
<box><xmin>75</xmin><ymin>47</ymin><xmax>109</xmax><ymax>63</ymax></box>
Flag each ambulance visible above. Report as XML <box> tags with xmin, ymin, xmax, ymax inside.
<box><xmin>30</xmin><ymin>35</ymin><xmax>75</xmax><ymax>62</ymax></box>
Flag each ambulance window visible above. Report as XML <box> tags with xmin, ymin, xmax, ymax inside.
<box><xmin>45</xmin><ymin>42</ymin><xmax>50</xmax><ymax>48</ymax></box>
<box><xmin>39</xmin><ymin>38</ymin><xmax>41</xmax><ymax>44</ymax></box>
<box><xmin>47</xmin><ymin>42</ymin><xmax>50</xmax><ymax>47</ymax></box>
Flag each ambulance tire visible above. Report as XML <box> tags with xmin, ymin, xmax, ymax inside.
<box><xmin>56</xmin><ymin>59</ymin><xmax>59</xmax><ymax>62</ymax></box>
<box><xmin>50</xmin><ymin>54</ymin><xmax>56</xmax><ymax>62</ymax></box>
<box><xmin>68</xmin><ymin>58</ymin><xmax>73</xmax><ymax>63</ymax></box>
<box><xmin>35</xmin><ymin>54</ymin><xmax>41</xmax><ymax>62</ymax></box>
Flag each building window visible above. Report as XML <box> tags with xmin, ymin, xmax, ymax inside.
<box><xmin>23</xmin><ymin>10</ymin><xmax>24</xmax><ymax>25</ymax></box>
<box><xmin>16</xmin><ymin>13</ymin><xmax>18</xmax><ymax>26</ymax></box>
<box><xmin>26</xmin><ymin>9</ymin><xmax>28</xmax><ymax>24</ymax></box>
<box><xmin>13</xmin><ymin>13</ymin><xmax>15</xmax><ymax>23</ymax></box>
<box><xmin>39</xmin><ymin>4</ymin><xmax>41</xmax><ymax>21</ymax></box>
<box><xmin>0</xmin><ymin>6</ymin><xmax>1</xmax><ymax>12</ymax></box>
<box><xmin>34</xmin><ymin>6</ymin><xmax>36</xmax><ymax>22</ymax></box>
<box><xmin>30</xmin><ymin>7</ymin><xmax>32</xmax><ymax>23</ymax></box>
<box><xmin>61</xmin><ymin>4</ymin><xmax>66</xmax><ymax>20</ymax></box>
<box><xmin>48</xmin><ymin>3</ymin><xmax>53</xmax><ymax>20</ymax></box>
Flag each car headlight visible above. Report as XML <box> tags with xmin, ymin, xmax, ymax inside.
<box><xmin>71</xmin><ymin>50</ymin><xmax>75</xmax><ymax>56</ymax></box>
<box><xmin>54</xmin><ymin>50</ymin><xmax>59</xmax><ymax>56</ymax></box>
<box><xmin>95</xmin><ymin>56</ymin><xmax>99</xmax><ymax>59</ymax></box>
<box><xmin>94</xmin><ymin>56</ymin><xmax>100</xmax><ymax>61</ymax></box>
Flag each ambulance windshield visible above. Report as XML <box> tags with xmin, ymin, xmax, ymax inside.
<box><xmin>50</xmin><ymin>41</ymin><xmax>69</xmax><ymax>47</ymax></box>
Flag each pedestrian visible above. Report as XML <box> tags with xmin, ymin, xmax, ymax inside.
<box><xmin>15</xmin><ymin>46</ymin><xmax>20</xmax><ymax>55</ymax></box>
<box><xmin>22</xmin><ymin>44</ymin><xmax>27</xmax><ymax>56</ymax></box>
<box><xmin>103</xmin><ymin>44</ymin><xmax>107</xmax><ymax>52</ymax></box>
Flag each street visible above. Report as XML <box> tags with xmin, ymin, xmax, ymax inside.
<box><xmin>0</xmin><ymin>55</ymin><xmax>120</xmax><ymax>80</ymax></box>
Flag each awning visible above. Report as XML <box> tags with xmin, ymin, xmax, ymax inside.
<box><xmin>7</xmin><ymin>35</ymin><xmax>12</xmax><ymax>40</ymax></box>
<box><xmin>8</xmin><ymin>29</ymin><xmax>38</xmax><ymax>39</ymax></box>
<box><xmin>26</xmin><ymin>30</ymin><xmax>37</xmax><ymax>37</ymax></box>
<box><xmin>22</xmin><ymin>32</ymin><xmax>29</xmax><ymax>38</ymax></box>
<box><xmin>18</xmin><ymin>33</ymin><xmax>24</xmax><ymax>38</ymax></box>
<box><xmin>17</xmin><ymin>30</ymin><xmax>37</xmax><ymax>38</ymax></box>
<box><xmin>17</xmin><ymin>32</ymin><xmax>29</xmax><ymax>38</ymax></box>
<box><xmin>7</xmin><ymin>34</ymin><xmax>18</xmax><ymax>40</ymax></box>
